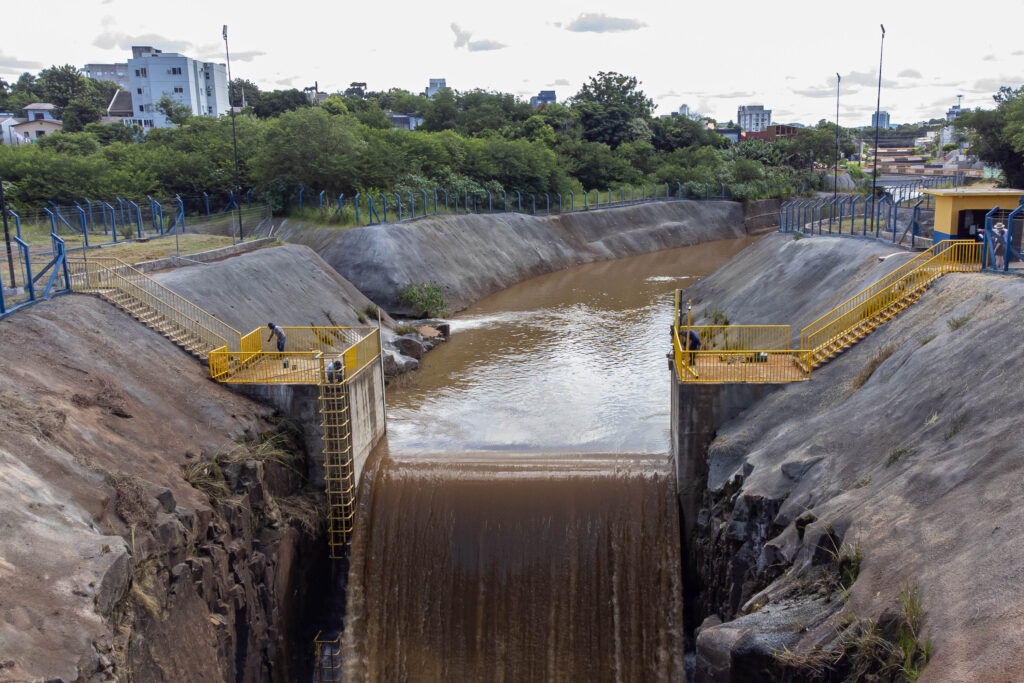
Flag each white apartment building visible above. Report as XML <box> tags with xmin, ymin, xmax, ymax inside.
<box><xmin>737</xmin><ymin>105</ymin><xmax>771</xmax><ymax>132</ymax></box>
<box><xmin>425</xmin><ymin>78</ymin><xmax>447</xmax><ymax>98</ymax></box>
<box><xmin>83</xmin><ymin>63</ymin><xmax>130</xmax><ymax>90</ymax></box>
<box><xmin>125</xmin><ymin>46</ymin><xmax>230</xmax><ymax>128</ymax></box>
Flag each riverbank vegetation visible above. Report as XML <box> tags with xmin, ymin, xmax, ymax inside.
<box><xmin>0</xmin><ymin>69</ymin><xmax>864</xmax><ymax>213</ymax></box>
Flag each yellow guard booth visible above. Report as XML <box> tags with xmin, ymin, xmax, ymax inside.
<box><xmin>924</xmin><ymin>188</ymin><xmax>1024</xmax><ymax>243</ymax></box>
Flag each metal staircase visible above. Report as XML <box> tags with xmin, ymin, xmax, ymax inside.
<box><xmin>66</xmin><ymin>255</ymin><xmax>380</xmax><ymax>557</ymax></box>
<box><xmin>673</xmin><ymin>240</ymin><xmax>982</xmax><ymax>383</ymax></box>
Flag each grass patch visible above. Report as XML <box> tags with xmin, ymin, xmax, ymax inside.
<box><xmin>793</xmin><ymin>232</ymin><xmax>804</xmax><ymax>240</ymax></box>
<box><xmin>0</xmin><ymin>389</ymin><xmax>66</xmax><ymax>438</ymax></box>
<box><xmin>702</xmin><ymin>307</ymin><xmax>730</xmax><ymax>326</ymax></box>
<box><xmin>397</xmin><ymin>281</ymin><xmax>448</xmax><ymax>318</ymax></box>
<box><xmin>183</xmin><ymin>433</ymin><xmax>297</xmax><ymax>502</ymax></box>
<box><xmin>363</xmin><ymin>303</ymin><xmax>379</xmax><ymax>318</ymax></box>
<box><xmin>851</xmin><ymin>477</ymin><xmax>871</xmax><ymax>489</ymax></box>
<box><xmin>106</xmin><ymin>472</ymin><xmax>153</xmax><ymax>529</ymax></box>
<box><xmin>852</xmin><ymin>344</ymin><xmax>896</xmax><ymax>390</ymax></box>
<box><xmin>918</xmin><ymin>333</ymin><xmax>936</xmax><ymax>346</ymax></box>
<box><xmin>776</xmin><ymin>583</ymin><xmax>932</xmax><ymax>681</ymax></box>
<box><xmin>886</xmin><ymin>447</ymin><xmax>914</xmax><ymax>467</ymax></box>
<box><xmin>943</xmin><ymin>413</ymin><xmax>967</xmax><ymax>441</ymax></box>
<box><xmin>946</xmin><ymin>315</ymin><xmax>971</xmax><ymax>331</ymax></box>
<box><xmin>393</xmin><ymin>323</ymin><xmax>418</xmax><ymax>335</ymax></box>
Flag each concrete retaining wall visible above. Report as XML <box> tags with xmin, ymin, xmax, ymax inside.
<box><xmin>277</xmin><ymin>200</ymin><xmax>754</xmax><ymax>314</ymax></box>
<box><xmin>348</xmin><ymin>356</ymin><xmax>386</xmax><ymax>480</ymax></box>
<box><xmin>669</xmin><ymin>368</ymin><xmax>779</xmax><ymax>542</ymax></box>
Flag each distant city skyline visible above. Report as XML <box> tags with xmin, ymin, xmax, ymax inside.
<box><xmin>1</xmin><ymin>0</ymin><xmax>1020</xmax><ymax>126</ymax></box>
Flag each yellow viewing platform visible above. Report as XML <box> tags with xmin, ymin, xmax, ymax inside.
<box><xmin>209</xmin><ymin>326</ymin><xmax>381</xmax><ymax>385</ymax></box>
<box><xmin>672</xmin><ymin>240</ymin><xmax>981</xmax><ymax>383</ymax></box>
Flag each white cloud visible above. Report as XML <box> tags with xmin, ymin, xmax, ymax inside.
<box><xmin>564</xmin><ymin>13</ymin><xmax>646</xmax><ymax>33</ymax></box>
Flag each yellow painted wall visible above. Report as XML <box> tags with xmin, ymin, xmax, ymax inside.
<box><xmin>932</xmin><ymin>193</ymin><xmax>1024</xmax><ymax>241</ymax></box>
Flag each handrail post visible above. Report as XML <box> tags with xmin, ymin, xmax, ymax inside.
<box><xmin>423</xmin><ymin>189</ymin><xmax>429</xmax><ymax>217</ymax></box>
<box><xmin>203</xmin><ymin>191</ymin><xmax>211</xmax><ymax>216</ymax></box>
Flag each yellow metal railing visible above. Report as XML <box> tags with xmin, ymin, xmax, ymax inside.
<box><xmin>66</xmin><ymin>256</ymin><xmax>241</xmax><ymax>353</ymax></box>
<box><xmin>675</xmin><ymin>325</ymin><xmax>809</xmax><ymax>383</ymax></box>
<box><xmin>208</xmin><ymin>327</ymin><xmax>380</xmax><ymax>385</ymax></box>
<box><xmin>312</xmin><ymin>631</ymin><xmax>342</xmax><ymax>682</ymax></box>
<box><xmin>673</xmin><ymin>240</ymin><xmax>981</xmax><ymax>383</ymax></box>
<box><xmin>800</xmin><ymin>240</ymin><xmax>980</xmax><ymax>353</ymax></box>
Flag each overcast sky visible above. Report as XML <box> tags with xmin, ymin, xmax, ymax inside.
<box><xmin>3</xmin><ymin>0</ymin><xmax>1021</xmax><ymax>126</ymax></box>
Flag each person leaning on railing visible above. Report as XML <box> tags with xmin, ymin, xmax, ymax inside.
<box><xmin>325</xmin><ymin>358</ymin><xmax>343</xmax><ymax>383</ymax></box>
<box><xmin>685</xmin><ymin>329</ymin><xmax>701</xmax><ymax>365</ymax></box>
<box><xmin>267</xmin><ymin>322</ymin><xmax>287</xmax><ymax>368</ymax></box>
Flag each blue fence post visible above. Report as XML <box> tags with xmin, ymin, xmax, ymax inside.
<box><xmin>175</xmin><ymin>195</ymin><xmax>185</xmax><ymax>233</ymax></box>
<box><xmin>379</xmin><ymin>194</ymin><xmax>388</xmax><ymax>222</ymax></box>
<box><xmin>319</xmin><ymin>190</ymin><xmax>325</xmax><ymax>209</ymax></box>
<box><xmin>338</xmin><ymin>193</ymin><xmax>344</xmax><ymax>216</ymax></box>
<box><xmin>545</xmin><ymin>194</ymin><xmax>550</xmax><ymax>214</ymax></box>
<box><xmin>246</xmin><ymin>189</ymin><xmax>252</xmax><ymax>206</ymax></box>
<box><xmin>1004</xmin><ymin>202</ymin><xmax>1023</xmax><ymax>272</ymax></box>
<box><xmin>83</xmin><ymin>198</ymin><xmax>95</xmax><ymax>232</ymax></box>
<box><xmin>16</xmin><ymin>234</ymin><xmax>33</xmax><ymax>302</ymax></box>
<box><xmin>203</xmin><ymin>192</ymin><xmax>211</xmax><ymax>216</ymax></box>
<box><xmin>115</xmin><ymin>197</ymin><xmax>127</xmax><ymax>227</ymax></box>
<box><xmin>394</xmin><ymin>193</ymin><xmax>402</xmax><ymax>221</ymax></box>
<box><xmin>584</xmin><ymin>190</ymin><xmax>589</xmax><ymax>210</ymax></box>
<box><xmin>500</xmin><ymin>190</ymin><xmax>507</xmax><ymax>212</ymax></box>
<box><xmin>557</xmin><ymin>193</ymin><xmax>563</xmax><ymax>213</ymax></box>
<box><xmin>353</xmin><ymin>193</ymin><xmax>361</xmax><ymax>224</ymax></box>
<box><xmin>464</xmin><ymin>191</ymin><xmax>469</xmax><ymax>213</ymax></box>
<box><xmin>516</xmin><ymin>191</ymin><xmax>522</xmax><ymax>213</ymax></box>
<box><xmin>676</xmin><ymin>182</ymin><xmax>682</xmax><ymax>199</ymax></box>
<box><xmin>531</xmin><ymin>194</ymin><xmax>536</xmax><ymax>215</ymax></box>
<box><xmin>128</xmin><ymin>201</ymin><xmax>142</xmax><ymax>238</ymax></box>
<box><xmin>630</xmin><ymin>185</ymin><xmax>635</xmax><ymax>202</ymax></box>
<box><xmin>432</xmin><ymin>188</ymin><xmax>438</xmax><ymax>215</ymax></box>
<box><xmin>440</xmin><ymin>188</ymin><xmax>448</xmax><ymax>213</ymax></box>
<box><xmin>473</xmin><ymin>194</ymin><xmax>478</xmax><ymax>214</ymax></box>
<box><xmin>421</xmin><ymin>189</ymin><xmax>428</xmax><ymax>217</ymax></box>
<box><xmin>569</xmin><ymin>191</ymin><xmax>574</xmax><ymax>212</ymax></box>
<box><xmin>487</xmin><ymin>191</ymin><xmax>492</xmax><ymax>214</ymax></box>
<box><xmin>73</xmin><ymin>202</ymin><xmax>90</xmax><ymax>249</ymax></box>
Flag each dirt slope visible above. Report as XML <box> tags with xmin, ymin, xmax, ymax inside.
<box><xmin>686</xmin><ymin>234</ymin><xmax>1024</xmax><ymax>681</ymax></box>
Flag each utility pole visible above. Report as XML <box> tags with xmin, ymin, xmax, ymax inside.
<box><xmin>870</xmin><ymin>24</ymin><xmax>886</xmax><ymax>226</ymax></box>
<box><xmin>223</xmin><ymin>25</ymin><xmax>244</xmax><ymax>242</ymax></box>
<box><xmin>834</xmin><ymin>73</ymin><xmax>841</xmax><ymax>202</ymax></box>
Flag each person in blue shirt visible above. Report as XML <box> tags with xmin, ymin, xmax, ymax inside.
<box><xmin>326</xmin><ymin>359</ymin><xmax>343</xmax><ymax>383</ymax></box>
<box><xmin>686</xmin><ymin>329</ymin><xmax>701</xmax><ymax>366</ymax></box>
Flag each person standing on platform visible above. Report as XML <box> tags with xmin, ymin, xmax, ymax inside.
<box><xmin>267</xmin><ymin>323</ymin><xmax>288</xmax><ymax>368</ymax></box>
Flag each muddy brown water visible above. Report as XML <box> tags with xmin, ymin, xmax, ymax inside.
<box><xmin>340</xmin><ymin>236</ymin><xmax>759</xmax><ymax>681</ymax></box>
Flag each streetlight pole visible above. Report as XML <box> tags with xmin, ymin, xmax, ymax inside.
<box><xmin>870</xmin><ymin>24</ymin><xmax>886</xmax><ymax>227</ymax></box>
<box><xmin>223</xmin><ymin>25</ymin><xmax>244</xmax><ymax>242</ymax></box>
<box><xmin>834</xmin><ymin>73</ymin><xmax>841</xmax><ymax>202</ymax></box>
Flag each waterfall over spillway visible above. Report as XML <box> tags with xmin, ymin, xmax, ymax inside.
<box><xmin>341</xmin><ymin>452</ymin><xmax>684</xmax><ymax>682</ymax></box>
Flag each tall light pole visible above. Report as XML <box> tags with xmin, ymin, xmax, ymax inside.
<box><xmin>223</xmin><ymin>25</ymin><xmax>243</xmax><ymax>242</ymax></box>
<box><xmin>834</xmin><ymin>72</ymin><xmax>841</xmax><ymax>202</ymax></box>
<box><xmin>870</xmin><ymin>24</ymin><xmax>886</xmax><ymax>225</ymax></box>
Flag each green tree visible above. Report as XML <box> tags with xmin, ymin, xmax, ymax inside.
<box><xmin>956</xmin><ymin>86</ymin><xmax>1024</xmax><ymax>187</ymax></box>
<box><xmin>252</xmin><ymin>89</ymin><xmax>309</xmax><ymax>119</ymax></box>
<box><xmin>230</xmin><ymin>78</ymin><xmax>261</xmax><ymax>108</ymax></box>
<box><xmin>37</xmin><ymin>65</ymin><xmax>92</xmax><ymax>110</ymax></box>
<box><xmin>569</xmin><ymin>72</ymin><xmax>653</xmax><ymax>147</ymax></box>
<box><xmin>156</xmin><ymin>95</ymin><xmax>192</xmax><ymax>126</ymax></box>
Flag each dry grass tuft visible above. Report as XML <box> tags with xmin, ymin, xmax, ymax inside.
<box><xmin>0</xmin><ymin>389</ymin><xmax>66</xmax><ymax>437</ymax></box>
<box><xmin>852</xmin><ymin>344</ymin><xmax>896</xmax><ymax>390</ymax></box>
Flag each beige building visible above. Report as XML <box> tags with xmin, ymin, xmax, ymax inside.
<box><xmin>12</xmin><ymin>118</ymin><xmax>63</xmax><ymax>142</ymax></box>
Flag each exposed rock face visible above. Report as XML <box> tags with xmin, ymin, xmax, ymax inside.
<box><xmin>681</xmin><ymin>234</ymin><xmax>1024</xmax><ymax>680</ymax></box>
<box><xmin>0</xmin><ymin>296</ymin><xmax>328</xmax><ymax>682</ymax></box>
